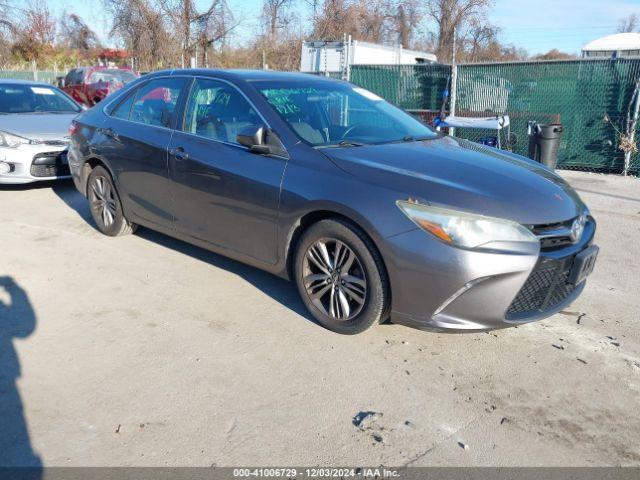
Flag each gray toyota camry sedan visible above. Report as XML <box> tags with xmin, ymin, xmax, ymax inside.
<box><xmin>68</xmin><ymin>69</ymin><xmax>598</xmax><ymax>334</ymax></box>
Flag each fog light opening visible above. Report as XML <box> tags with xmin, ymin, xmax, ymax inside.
<box><xmin>433</xmin><ymin>277</ymin><xmax>490</xmax><ymax>316</ymax></box>
<box><xmin>0</xmin><ymin>161</ymin><xmax>12</xmax><ymax>175</ymax></box>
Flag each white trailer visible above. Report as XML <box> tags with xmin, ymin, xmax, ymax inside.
<box><xmin>300</xmin><ymin>39</ymin><xmax>437</xmax><ymax>77</ymax></box>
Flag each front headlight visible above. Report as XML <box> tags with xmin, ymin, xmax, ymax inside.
<box><xmin>0</xmin><ymin>131</ymin><xmax>29</xmax><ymax>148</ymax></box>
<box><xmin>396</xmin><ymin>200</ymin><xmax>538</xmax><ymax>250</ymax></box>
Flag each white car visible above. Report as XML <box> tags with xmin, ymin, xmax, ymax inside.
<box><xmin>0</xmin><ymin>79</ymin><xmax>83</xmax><ymax>184</ymax></box>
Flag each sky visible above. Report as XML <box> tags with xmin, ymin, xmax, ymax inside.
<box><xmin>16</xmin><ymin>0</ymin><xmax>640</xmax><ymax>56</ymax></box>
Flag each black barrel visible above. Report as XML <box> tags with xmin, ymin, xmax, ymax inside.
<box><xmin>528</xmin><ymin>122</ymin><xmax>563</xmax><ymax>170</ymax></box>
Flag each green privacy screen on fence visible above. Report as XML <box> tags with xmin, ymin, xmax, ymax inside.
<box><xmin>350</xmin><ymin>60</ymin><xmax>640</xmax><ymax>176</ymax></box>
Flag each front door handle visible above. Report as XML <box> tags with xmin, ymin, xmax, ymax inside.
<box><xmin>170</xmin><ymin>147</ymin><xmax>189</xmax><ymax>161</ymax></box>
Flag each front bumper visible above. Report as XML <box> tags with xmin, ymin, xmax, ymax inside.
<box><xmin>384</xmin><ymin>218</ymin><xmax>596</xmax><ymax>332</ymax></box>
<box><xmin>0</xmin><ymin>145</ymin><xmax>70</xmax><ymax>184</ymax></box>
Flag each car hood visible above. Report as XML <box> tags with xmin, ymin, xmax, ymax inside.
<box><xmin>321</xmin><ymin>136</ymin><xmax>586</xmax><ymax>225</ymax></box>
<box><xmin>0</xmin><ymin>113</ymin><xmax>78</xmax><ymax>141</ymax></box>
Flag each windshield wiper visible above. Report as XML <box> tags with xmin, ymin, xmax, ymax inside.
<box><xmin>317</xmin><ymin>140</ymin><xmax>368</xmax><ymax>148</ymax></box>
<box><xmin>376</xmin><ymin>135</ymin><xmax>436</xmax><ymax>145</ymax></box>
<box><xmin>28</xmin><ymin>110</ymin><xmax>77</xmax><ymax>114</ymax></box>
<box><xmin>402</xmin><ymin>135</ymin><xmax>436</xmax><ymax>142</ymax></box>
<box><xmin>339</xmin><ymin>139</ymin><xmax>366</xmax><ymax>147</ymax></box>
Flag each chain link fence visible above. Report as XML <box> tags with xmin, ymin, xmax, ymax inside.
<box><xmin>350</xmin><ymin>60</ymin><xmax>640</xmax><ymax>176</ymax></box>
<box><xmin>0</xmin><ymin>70</ymin><xmax>63</xmax><ymax>84</ymax></box>
<box><xmin>2</xmin><ymin>61</ymin><xmax>640</xmax><ymax>175</ymax></box>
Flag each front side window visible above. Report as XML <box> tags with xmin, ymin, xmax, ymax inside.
<box><xmin>128</xmin><ymin>77</ymin><xmax>187</xmax><ymax>128</ymax></box>
<box><xmin>255</xmin><ymin>81</ymin><xmax>438</xmax><ymax>146</ymax></box>
<box><xmin>183</xmin><ymin>78</ymin><xmax>263</xmax><ymax>145</ymax></box>
<box><xmin>0</xmin><ymin>84</ymin><xmax>81</xmax><ymax>114</ymax></box>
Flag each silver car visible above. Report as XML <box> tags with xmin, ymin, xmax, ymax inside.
<box><xmin>0</xmin><ymin>80</ymin><xmax>82</xmax><ymax>184</ymax></box>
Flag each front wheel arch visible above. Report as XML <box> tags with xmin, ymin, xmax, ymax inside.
<box><xmin>285</xmin><ymin>210</ymin><xmax>391</xmax><ymax>315</ymax></box>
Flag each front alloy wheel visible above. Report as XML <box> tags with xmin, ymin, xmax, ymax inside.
<box><xmin>302</xmin><ymin>239</ymin><xmax>367</xmax><ymax>321</ymax></box>
<box><xmin>295</xmin><ymin>218</ymin><xmax>389</xmax><ymax>334</ymax></box>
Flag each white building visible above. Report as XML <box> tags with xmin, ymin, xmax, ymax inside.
<box><xmin>582</xmin><ymin>32</ymin><xmax>640</xmax><ymax>59</ymax></box>
<box><xmin>300</xmin><ymin>39</ymin><xmax>437</xmax><ymax>74</ymax></box>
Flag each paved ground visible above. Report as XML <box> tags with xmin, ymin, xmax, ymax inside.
<box><xmin>0</xmin><ymin>170</ymin><xmax>639</xmax><ymax>467</ymax></box>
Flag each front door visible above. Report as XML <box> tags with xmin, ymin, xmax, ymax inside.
<box><xmin>168</xmin><ymin>77</ymin><xmax>287</xmax><ymax>264</ymax></box>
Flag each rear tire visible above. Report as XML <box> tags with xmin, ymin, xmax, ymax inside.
<box><xmin>87</xmin><ymin>166</ymin><xmax>136</xmax><ymax>236</ymax></box>
<box><xmin>294</xmin><ymin>218</ymin><xmax>389</xmax><ymax>334</ymax></box>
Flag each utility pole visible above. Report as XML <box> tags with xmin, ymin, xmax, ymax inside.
<box><xmin>449</xmin><ymin>26</ymin><xmax>458</xmax><ymax>137</ymax></box>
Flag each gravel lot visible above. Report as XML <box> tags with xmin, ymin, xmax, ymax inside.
<box><xmin>1</xmin><ymin>170</ymin><xmax>639</xmax><ymax>467</ymax></box>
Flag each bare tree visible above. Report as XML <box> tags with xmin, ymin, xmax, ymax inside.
<box><xmin>531</xmin><ymin>49</ymin><xmax>575</xmax><ymax>61</ymax></box>
<box><xmin>160</xmin><ymin>0</ymin><xmax>237</xmax><ymax>66</ymax></box>
<box><xmin>59</xmin><ymin>13</ymin><xmax>100</xmax><ymax>51</ymax></box>
<box><xmin>394</xmin><ymin>1</ymin><xmax>421</xmax><ymax>48</ymax></box>
<box><xmin>617</xmin><ymin>13</ymin><xmax>639</xmax><ymax>33</ymax></box>
<box><xmin>311</xmin><ymin>0</ymin><xmax>395</xmax><ymax>44</ymax></box>
<box><xmin>425</xmin><ymin>0</ymin><xmax>492</xmax><ymax>62</ymax></box>
<box><xmin>12</xmin><ymin>0</ymin><xmax>56</xmax><ymax>62</ymax></box>
<box><xmin>262</xmin><ymin>0</ymin><xmax>295</xmax><ymax>40</ymax></box>
<box><xmin>0</xmin><ymin>1</ymin><xmax>14</xmax><ymax>66</ymax></box>
<box><xmin>105</xmin><ymin>0</ymin><xmax>174</xmax><ymax>70</ymax></box>
<box><xmin>311</xmin><ymin>0</ymin><xmax>355</xmax><ymax>40</ymax></box>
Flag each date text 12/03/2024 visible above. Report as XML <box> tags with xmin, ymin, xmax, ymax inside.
<box><xmin>232</xmin><ymin>468</ymin><xmax>400</xmax><ymax>478</ymax></box>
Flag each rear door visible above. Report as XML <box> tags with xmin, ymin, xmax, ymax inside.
<box><xmin>99</xmin><ymin>76</ymin><xmax>189</xmax><ymax>229</ymax></box>
<box><xmin>167</xmin><ymin>77</ymin><xmax>287</xmax><ymax>264</ymax></box>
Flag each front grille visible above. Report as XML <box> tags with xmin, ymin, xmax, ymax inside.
<box><xmin>507</xmin><ymin>258</ymin><xmax>576</xmax><ymax>317</ymax></box>
<box><xmin>532</xmin><ymin>219</ymin><xmax>575</xmax><ymax>250</ymax></box>
<box><xmin>30</xmin><ymin>151</ymin><xmax>69</xmax><ymax>178</ymax></box>
<box><xmin>42</xmin><ymin>140</ymin><xmax>69</xmax><ymax>146</ymax></box>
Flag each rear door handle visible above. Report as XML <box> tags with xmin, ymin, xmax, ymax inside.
<box><xmin>170</xmin><ymin>147</ymin><xmax>189</xmax><ymax>161</ymax></box>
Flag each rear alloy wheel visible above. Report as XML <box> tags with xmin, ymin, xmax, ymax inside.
<box><xmin>295</xmin><ymin>218</ymin><xmax>389</xmax><ymax>334</ymax></box>
<box><xmin>87</xmin><ymin>166</ymin><xmax>136</xmax><ymax>236</ymax></box>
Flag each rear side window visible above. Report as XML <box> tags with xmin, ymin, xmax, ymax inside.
<box><xmin>127</xmin><ymin>77</ymin><xmax>187</xmax><ymax>128</ymax></box>
<box><xmin>72</xmin><ymin>69</ymin><xmax>84</xmax><ymax>85</ymax></box>
<box><xmin>111</xmin><ymin>91</ymin><xmax>136</xmax><ymax>120</ymax></box>
<box><xmin>65</xmin><ymin>69</ymin><xmax>81</xmax><ymax>86</ymax></box>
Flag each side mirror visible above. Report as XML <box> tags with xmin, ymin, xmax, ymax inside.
<box><xmin>237</xmin><ymin>124</ymin><xmax>270</xmax><ymax>154</ymax></box>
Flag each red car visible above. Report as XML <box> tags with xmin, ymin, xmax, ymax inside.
<box><xmin>62</xmin><ymin>66</ymin><xmax>140</xmax><ymax>107</ymax></box>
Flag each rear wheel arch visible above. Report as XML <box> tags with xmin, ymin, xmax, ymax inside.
<box><xmin>82</xmin><ymin>157</ymin><xmax>114</xmax><ymax>196</ymax></box>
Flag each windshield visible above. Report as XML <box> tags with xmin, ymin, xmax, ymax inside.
<box><xmin>255</xmin><ymin>81</ymin><xmax>438</xmax><ymax>146</ymax></box>
<box><xmin>89</xmin><ymin>69</ymin><xmax>139</xmax><ymax>84</ymax></box>
<box><xmin>0</xmin><ymin>84</ymin><xmax>81</xmax><ymax>114</ymax></box>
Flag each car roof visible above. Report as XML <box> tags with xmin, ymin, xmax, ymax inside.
<box><xmin>70</xmin><ymin>66</ymin><xmax>136</xmax><ymax>72</ymax></box>
<box><xmin>146</xmin><ymin>68</ymin><xmax>344</xmax><ymax>84</ymax></box>
<box><xmin>0</xmin><ymin>79</ymin><xmax>60</xmax><ymax>88</ymax></box>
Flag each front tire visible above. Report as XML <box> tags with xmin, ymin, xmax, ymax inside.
<box><xmin>294</xmin><ymin>218</ymin><xmax>389</xmax><ymax>334</ymax></box>
<box><xmin>87</xmin><ymin>165</ymin><xmax>136</xmax><ymax>236</ymax></box>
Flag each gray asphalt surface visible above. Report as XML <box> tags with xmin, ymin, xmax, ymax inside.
<box><xmin>0</xmin><ymin>170</ymin><xmax>638</xmax><ymax>466</ymax></box>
